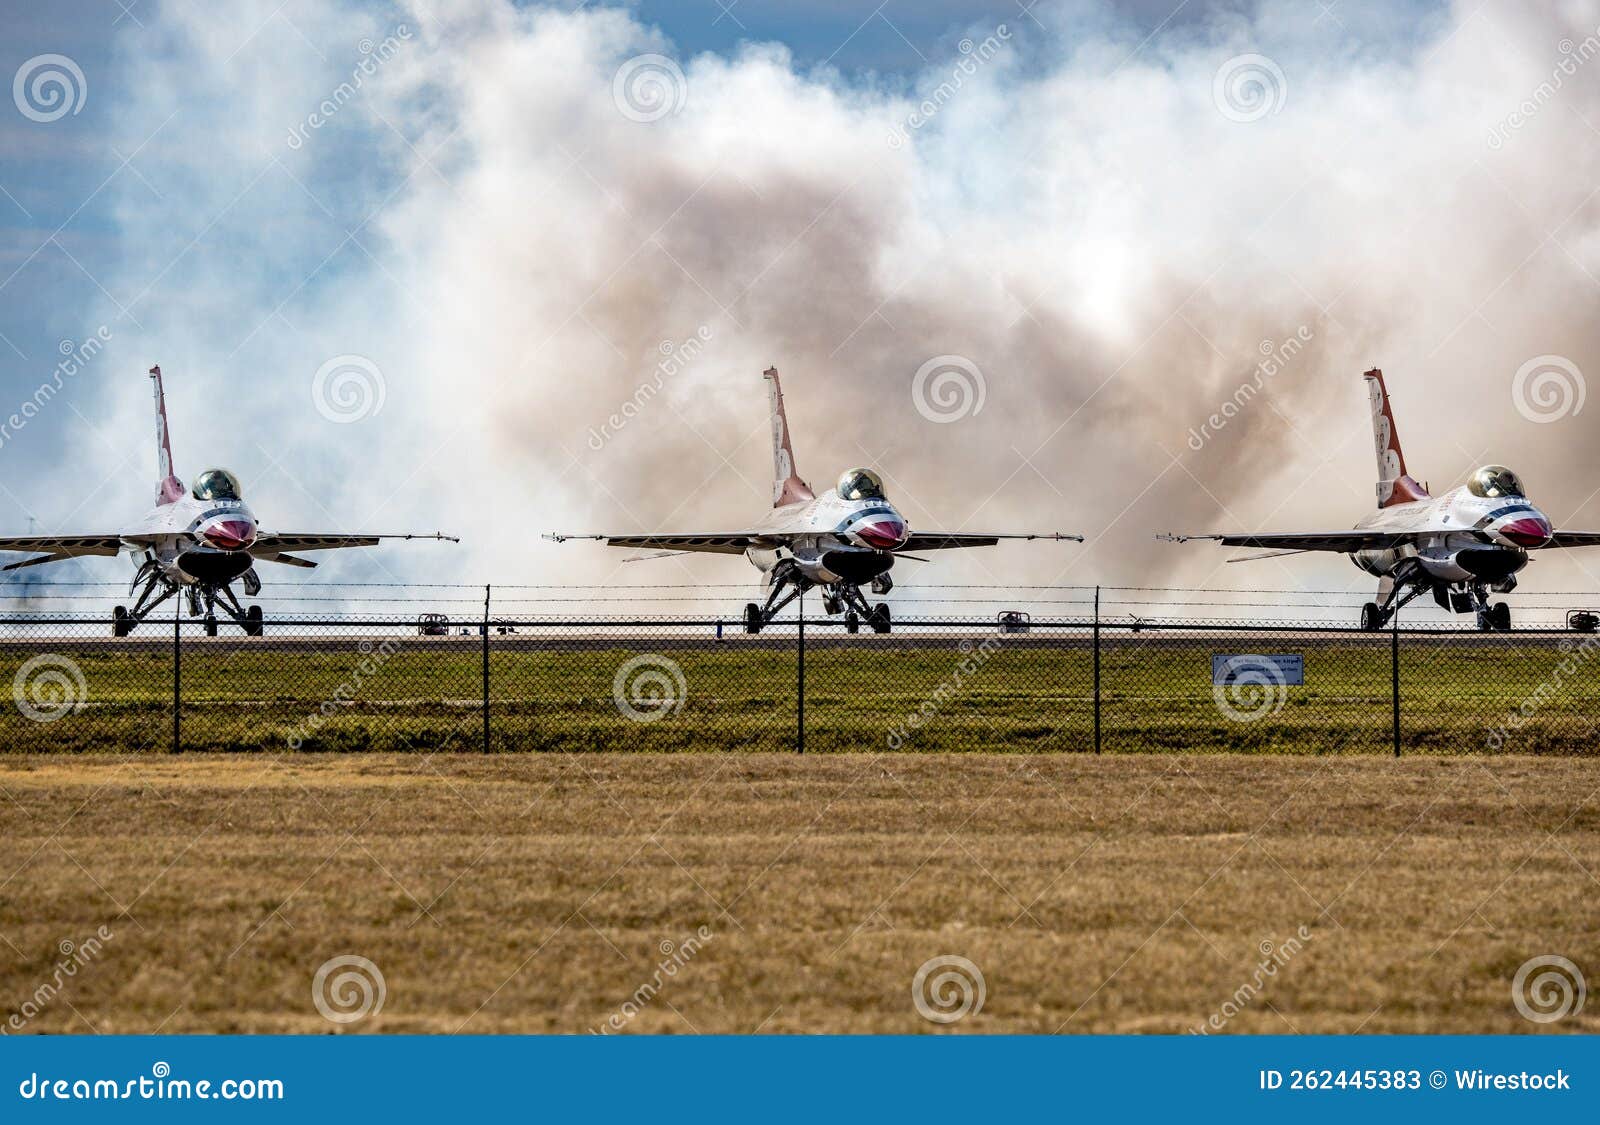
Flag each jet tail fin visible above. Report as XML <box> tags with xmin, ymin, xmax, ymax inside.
<box><xmin>1363</xmin><ymin>368</ymin><xmax>1428</xmax><ymax>508</ymax></box>
<box><xmin>150</xmin><ymin>365</ymin><xmax>184</xmax><ymax>505</ymax></box>
<box><xmin>763</xmin><ymin>367</ymin><xmax>814</xmax><ymax>507</ymax></box>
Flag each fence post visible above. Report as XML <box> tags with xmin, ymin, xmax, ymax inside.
<box><xmin>796</xmin><ymin>588</ymin><xmax>805</xmax><ymax>755</ymax></box>
<box><xmin>1093</xmin><ymin>585</ymin><xmax>1101</xmax><ymax>754</ymax></box>
<box><xmin>1390</xmin><ymin>615</ymin><xmax>1400</xmax><ymax>757</ymax></box>
<box><xmin>482</xmin><ymin>584</ymin><xmax>491</xmax><ymax>754</ymax></box>
<box><xmin>172</xmin><ymin>600</ymin><xmax>181</xmax><ymax>754</ymax></box>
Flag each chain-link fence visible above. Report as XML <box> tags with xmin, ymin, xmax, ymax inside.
<box><xmin>2</xmin><ymin>608</ymin><xmax>1598</xmax><ymax>754</ymax></box>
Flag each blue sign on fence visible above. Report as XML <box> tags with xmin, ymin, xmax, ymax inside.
<box><xmin>1213</xmin><ymin>653</ymin><xmax>1305</xmax><ymax>686</ymax></box>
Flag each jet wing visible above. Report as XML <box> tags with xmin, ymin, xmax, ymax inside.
<box><xmin>898</xmin><ymin>532</ymin><xmax>1083</xmax><ymax>551</ymax></box>
<box><xmin>0</xmin><ymin>535</ymin><xmax>125</xmax><ymax>571</ymax></box>
<box><xmin>1542</xmin><ymin>531</ymin><xmax>1600</xmax><ymax>548</ymax></box>
<box><xmin>545</xmin><ymin>533</ymin><xmax>759</xmax><ymax>555</ymax></box>
<box><xmin>1160</xmin><ymin>530</ymin><xmax>1421</xmax><ymax>552</ymax></box>
<box><xmin>248</xmin><ymin>532</ymin><xmax>456</xmax><ymax>566</ymax></box>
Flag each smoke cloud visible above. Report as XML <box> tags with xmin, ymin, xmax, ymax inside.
<box><xmin>75</xmin><ymin>0</ymin><xmax>1600</xmax><ymax>613</ymax></box>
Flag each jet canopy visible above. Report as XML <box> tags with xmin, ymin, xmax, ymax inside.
<box><xmin>837</xmin><ymin>468</ymin><xmax>885</xmax><ymax>501</ymax></box>
<box><xmin>192</xmin><ymin>468</ymin><xmax>242</xmax><ymax>502</ymax></box>
<box><xmin>1467</xmin><ymin>464</ymin><xmax>1525</xmax><ymax>499</ymax></box>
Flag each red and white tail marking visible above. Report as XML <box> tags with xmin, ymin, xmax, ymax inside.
<box><xmin>763</xmin><ymin>367</ymin><xmax>814</xmax><ymax>507</ymax></box>
<box><xmin>150</xmin><ymin>365</ymin><xmax>184</xmax><ymax>505</ymax></box>
<box><xmin>1363</xmin><ymin>368</ymin><xmax>1427</xmax><ymax>508</ymax></box>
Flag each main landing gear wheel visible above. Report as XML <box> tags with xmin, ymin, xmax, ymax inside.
<box><xmin>204</xmin><ymin>614</ymin><xmax>219</xmax><ymax>638</ymax></box>
<box><xmin>245</xmin><ymin>605</ymin><xmax>264</xmax><ymax>637</ymax></box>
<box><xmin>844</xmin><ymin>611</ymin><xmax>860</xmax><ymax>634</ymax></box>
<box><xmin>868</xmin><ymin>604</ymin><xmax>892</xmax><ymax>634</ymax></box>
<box><xmin>1489</xmin><ymin>602</ymin><xmax>1511</xmax><ymax>631</ymax></box>
<box><xmin>743</xmin><ymin>603</ymin><xmax>763</xmax><ymax>635</ymax></box>
<box><xmin>1360</xmin><ymin>602</ymin><xmax>1382</xmax><ymax>632</ymax></box>
<box><xmin>112</xmin><ymin>605</ymin><xmax>132</xmax><ymax>638</ymax></box>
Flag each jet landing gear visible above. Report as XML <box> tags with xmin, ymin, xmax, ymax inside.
<box><xmin>1465</xmin><ymin>584</ymin><xmax>1510</xmax><ymax>631</ymax></box>
<box><xmin>1359</xmin><ymin>576</ymin><xmax>1428</xmax><ymax>631</ymax></box>
<box><xmin>742</xmin><ymin>570</ymin><xmax>893</xmax><ymax>634</ymax></box>
<box><xmin>112</xmin><ymin>572</ymin><xmax>264</xmax><ymax>637</ymax></box>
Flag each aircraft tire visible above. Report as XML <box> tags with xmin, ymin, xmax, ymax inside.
<box><xmin>246</xmin><ymin>605</ymin><xmax>264</xmax><ymax>637</ymax></box>
<box><xmin>112</xmin><ymin>606</ymin><xmax>131</xmax><ymax>638</ymax></box>
<box><xmin>1490</xmin><ymin>602</ymin><xmax>1510</xmax><ymax>631</ymax></box>
<box><xmin>845</xmin><ymin>611</ymin><xmax>860</xmax><ymax>634</ymax></box>
<box><xmin>743</xmin><ymin>603</ymin><xmax>762</xmax><ymax>634</ymax></box>
<box><xmin>869</xmin><ymin>604</ymin><xmax>891</xmax><ymax>634</ymax></box>
<box><xmin>1360</xmin><ymin>602</ymin><xmax>1381</xmax><ymax>632</ymax></box>
<box><xmin>204</xmin><ymin>615</ymin><xmax>218</xmax><ymax>638</ymax></box>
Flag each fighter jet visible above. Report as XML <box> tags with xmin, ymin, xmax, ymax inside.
<box><xmin>547</xmin><ymin>366</ymin><xmax>1079</xmax><ymax>634</ymax></box>
<box><xmin>0</xmin><ymin>365</ymin><xmax>456</xmax><ymax>635</ymax></box>
<box><xmin>1162</xmin><ymin>367</ymin><xmax>1600</xmax><ymax>630</ymax></box>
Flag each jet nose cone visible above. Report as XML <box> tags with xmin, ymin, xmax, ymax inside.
<box><xmin>1498</xmin><ymin>515</ymin><xmax>1551</xmax><ymax>548</ymax></box>
<box><xmin>856</xmin><ymin>518</ymin><xmax>908</xmax><ymax>550</ymax></box>
<box><xmin>202</xmin><ymin>519</ymin><xmax>256</xmax><ymax>550</ymax></box>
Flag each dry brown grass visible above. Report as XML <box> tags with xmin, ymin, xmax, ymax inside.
<box><xmin>0</xmin><ymin>752</ymin><xmax>1596</xmax><ymax>1034</ymax></box>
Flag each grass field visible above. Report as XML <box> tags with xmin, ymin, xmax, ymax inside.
<box><xmin>0</xmin><ymin>753</ymin><xmax>1595</xmax><ymax>1034</ymax></box>
<box><xmin>2</xmin><ymin>632</ymin><xmax>1597</xmax><ymax>754</ymax></box>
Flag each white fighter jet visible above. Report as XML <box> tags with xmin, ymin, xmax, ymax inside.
<box><xmin>1162</xmin><ymin>367</ymin><xmax>1600</xmax><ymax>630</ymax></box>
<box><xmin>0</xmin><ymin>365</ymin><xmax>456</xmax><ymax>635</ymax></box>
<box><xmin>548</xmin><ymin>366</ymin><xmax>1079</xmax><ymax>633</ymax></box>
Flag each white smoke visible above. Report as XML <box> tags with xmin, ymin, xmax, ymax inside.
<box><xmin>75</xmin><ymin>0</ymin><xmax>1600</xmax><ymax>615</ymax></box>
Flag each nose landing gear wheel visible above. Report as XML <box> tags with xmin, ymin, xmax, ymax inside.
<box><xmin>1360</xmin><ymin>602</ymin><xmax>1382</xmax><ymax>632</ymax></box>
<box><xmin>743</xmin><ymin>602</ymin><xmax>763</xmax><ymax>634</ymax></box>
<box><xmin>112</xmin><ymin>605</ymin><xmax>131</xmax><ymax>638</ymax></box>
<box><xmin>1489</xmin><ymin>602</ymin><xmax>1511</xmax><ymax>631</ymax></box>
<box><xmin>245</xmin><ymin>605</ymin><xmax>264</xmax><ymax>637</ymax></box>
<box><xmin>844</xmin><ymin>611</ymin><xmax>860</xmax><ymax>634</ymax></box>
<box><xmin>868</xmin><ymin>604</ymin><xmax>892</xmax><ymax>634</ymax></box>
